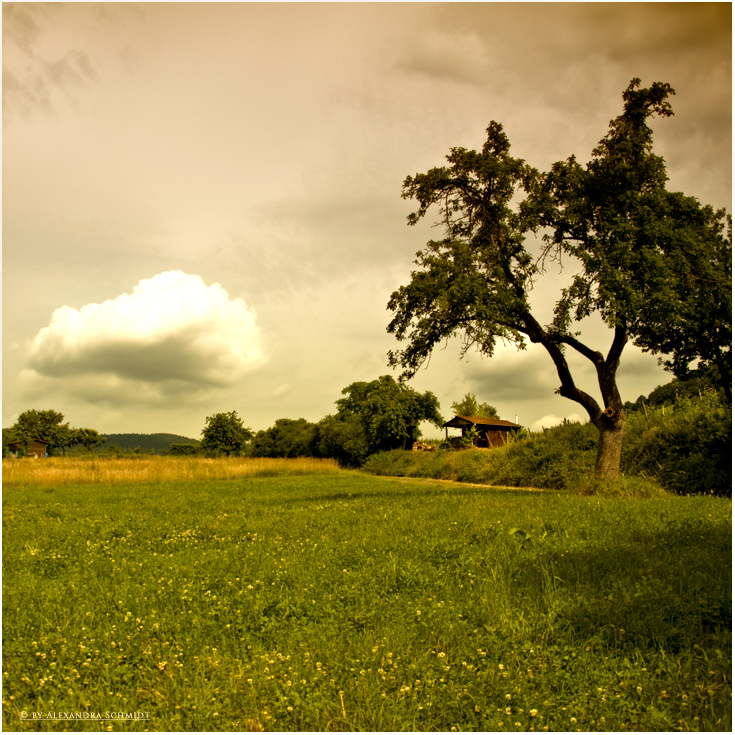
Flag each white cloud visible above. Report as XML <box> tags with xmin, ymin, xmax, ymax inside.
<box><xmin>25</xmin><ymin>271</ymin><xmax>267</xmax><ymax>402</ymax></box>
<box><xmin>530</xmin><ymin>414</ymin><xmax>584</xmax><ymax>433</ymax></box>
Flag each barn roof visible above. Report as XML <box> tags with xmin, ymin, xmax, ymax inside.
<box><xmin>442</xmin><ymin>415</ymin><xmax>522</xmax><ymax>430</ymax></box>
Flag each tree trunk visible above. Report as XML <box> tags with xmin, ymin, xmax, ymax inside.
<box><xmin>593</xmin><ymin>409</ymin><xmax>626</xmax><ymax>480</ymax></box>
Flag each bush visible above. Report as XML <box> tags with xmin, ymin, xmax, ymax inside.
<box><xmin>364</xmin><ymin>393</ymin><xmax>731</xmax><ymax>495</ymax></box>
<box><xmin>169</xmin><ymin>443</ymin><xmax>200</xmax><ymax>456</ymax></box>
<box><xmin>363</xmin><ymin>422</ymin><xmax>598</xmax><ymax>490</ymax></box>
<box><xmin>623</xmin><ymin>389</ymin><xmax>731</xmax><ymax>497</ymax></box>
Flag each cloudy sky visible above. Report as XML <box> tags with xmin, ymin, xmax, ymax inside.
<box><xmin>3</xmin><ymin>2</ymin><xmax>731</xmax><ymax>440</ymax></box>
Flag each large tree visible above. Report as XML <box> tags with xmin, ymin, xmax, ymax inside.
<box><xmin>336</xmin><ymin>375</ymin><xmax>443</xmax><ymax>453</ymax></box>
<box><xmin>387</xmin><ymin>79</ymin><xmax>730</xmax><ymax>480</ymax></box>
<box><xmin>200</xmin><ymin>411</ymin><xmax>253</xmax><ymax>457</ymax></box>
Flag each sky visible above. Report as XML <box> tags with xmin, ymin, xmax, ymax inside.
<box><xmin>3</xmin><ymin>2</ymin><xmax>732</xmax><ymax>440</ymax></box>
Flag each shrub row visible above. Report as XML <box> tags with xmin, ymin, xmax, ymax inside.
<box><xmin>364</xmin><ymin>390</ymin><xmax>731</xmax><ymax>497</ymax></box>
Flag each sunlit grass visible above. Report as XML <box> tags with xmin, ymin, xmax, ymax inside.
<box><xmin>1</xmin><ymin>456</ymin><xmax>340</xmax><ymax>487</ymax></box>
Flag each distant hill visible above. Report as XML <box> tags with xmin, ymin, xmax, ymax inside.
<box><xmin>98</xmin><ymin>433</ymin><xmax>199</xmax><ymax>454</ymax></box>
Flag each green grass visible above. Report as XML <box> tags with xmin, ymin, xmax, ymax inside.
<box><xmin>2</xmin><ymin>472</ymin><xmax>731</xmax><ymax>731</ymax></box>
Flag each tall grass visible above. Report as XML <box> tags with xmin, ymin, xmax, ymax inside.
<box><xmin>1</xmin><ymin>456</ymin><xmax>340</xmax><ymax>488</ymax></box>
<box><xmin>2</xmin><ymin>473</ymin><xmax>731</xmax><ymax>731</ymax></box>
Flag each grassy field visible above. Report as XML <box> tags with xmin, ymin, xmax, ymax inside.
<box><xmin>1</xmin><ymin>456</ymin><xmax>341</xmax><ymax>488</ymax></box>
<box><xmin>2</xmin><ymin>461</ymin><xmax>731</xmax><ymax>731</ymax></box>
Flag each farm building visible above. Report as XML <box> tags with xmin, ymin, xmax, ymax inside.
<box><xmin>442</xmin><ymin>415</ymin><xmax>522</xmax><ymax>449</ymax></box>
<box><xmin>5</xmin><ymin>439</ymin><xmax>49</xmax><ymax>458</ymax></box>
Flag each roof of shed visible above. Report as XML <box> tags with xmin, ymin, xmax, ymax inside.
<box><xmin>442</xmin><ymin>415</ymin><xmax>522</xmax><ymax>429</ymax></box>
<box><xmin>7</xmin><ymin>438</ymin><xmax>49</xmax><ymax>449</ymax></box>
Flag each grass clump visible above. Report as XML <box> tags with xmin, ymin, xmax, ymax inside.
<box><xmin>571</xmin><ymin>474</ymin><xmax>669</xmax><ymax>498</ymax></box>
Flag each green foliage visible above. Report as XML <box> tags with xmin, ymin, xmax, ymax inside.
<box><xmin>249</xmin><ymin>418</ymin><xmax>318</xmax><ymax>458</ymax></box>
<box><xmin>365</xmin><ymin>387</ymin><xmax>731</xmax><ymax>497</ymax></box>
<box><xmin>460</xmin><ymin>424</ymin><xmax>482</xmax><ymax>448</ymax></box>
<box><xmin>365</xmin><ymin>421</ymin><xmax>600</xmax><ymax>490</ymax></box>
<box><xmin>71</xmin><ymin>428</ymin><xmax>106</xmax><ymax>453</ymax></box>
<box><xmin>5</xmin><ymin>409</ymin><xmax>69</xmax><ymax>454</ymax></box>
<box><xmin>199</xmin><ymin>411</ymin><xmax>253</xmax><ymax>457</ymax></box>
<box><xmin>631</xmin><ymin>203</ymin><xmax>731</xmax><ymax>402</ymax></box>
<box><xmin>169</xmin><ymin>443</ymin><xmax>200</xmax><ymax>456</ymax></box>
<box><xmin>451</xmin><ymin>392</ymin><xmax>499</xmax><ymax>418</ymax></box>
<box><xmin>388</xmin><ymin>79</ymin><xmax>731</xmax><ymax>480</ymax></box>
<box><xmin>622</xmin><ymin>389</ymin><xmax>731</xmax><ymax>497</ymax></box>
<box><xmin>313</xmin><ymin>414</ymin><xmax>370</xmax><ymax>468</ymax></box>
<box><xmin>336</xmin><ymin>375</ymin><xmax>443</xmax><ymax>453</ymax></box>
<box><xmin>3</xmin><ymin>474</ymin><xmax>730</xmax><ymax>731</ymax></box>
<box><xmin>625</xmin><ymin>363</ymin><xmax>725</xmax><ymax>411</ymax></box>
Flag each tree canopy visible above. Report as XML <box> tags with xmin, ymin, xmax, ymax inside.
<box><xmin>249</xmin><ymin>418</ymin><xmax>318</xmax><ymax>459</ymax></box>
<box><xmin>335</xmin><ymin>375</ymin><xmax>443</xmax><ymax>454</ymax></box>
<box><xmin>388</xmin><ymin>79</ymin><xmax>731</xmax><ymax>479</ymax></box>
<box><xmin>200</xmin><ymin>411</ymin><xmax>253</xmax><ymax>457</ymax></box>
<box><xmin>3</xmin><ymin>409</ymin><xmax>105</xmax><ymax>456</ymax></box>
<box><xmin>451</xmin><ymin>393</ymin><xmax>498</xmax><ymax>419</ymax></box>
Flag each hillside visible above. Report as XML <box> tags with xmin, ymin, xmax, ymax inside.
<box><xmin>99</xmin><ymin>433</ymin><xmax>199</xmax><ymax>454</ymax></box>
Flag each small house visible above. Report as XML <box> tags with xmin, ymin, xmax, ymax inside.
<box><xmin>442</xmin><ymin>415</ymin><xmax>522</xmax><ymax>449</ymax></box>
<box><xmin>6</xmin><ymin>439</ymin><xmax>49</xmax><ymax>458</ymax></box>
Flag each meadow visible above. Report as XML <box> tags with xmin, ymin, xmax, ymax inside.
<box><xmin>2</xmin><ymin>459</ymin><xmax>731</xmax><ymax>732</ymax></box>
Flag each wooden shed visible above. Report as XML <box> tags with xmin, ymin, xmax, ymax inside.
<box><xmin>6</xmin><ymin>439</ymin><xmax>49</xmax><ymax>458</ymax></box>
<box><xmin>442</xmin><ymin>415</ymin><xmax>522</xmax><ymax>449</ymax></box>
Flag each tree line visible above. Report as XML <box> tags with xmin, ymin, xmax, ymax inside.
<box><xmin>188</xmin><ymin>381</ymin><xmax>500</xmax><ymax>466</ymax></box>
<box><xmin>2</xmin><ymin>410</ymin><xmax>105</xmax><ymax>456</ymax></box>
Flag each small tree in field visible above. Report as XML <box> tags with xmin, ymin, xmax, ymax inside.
<box><xmin>73</xmin><ymin>428</ymin><xmax>106</xmax><ymax>453</ymax></box>
<box><xmin>388</xmin><ymin>79</ymin><xmax>731</xmax><ymax>480</ymax></box>
<box><xmin>200</xmin><ymin>411</ymin><xmax>253</xmax><ymax>457</ymax></box>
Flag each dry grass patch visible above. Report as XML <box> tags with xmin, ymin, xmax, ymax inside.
<box><xmin>1</xmin><ymin>455</ymin><xmax>341</xmax><ymax>487</ymax></box>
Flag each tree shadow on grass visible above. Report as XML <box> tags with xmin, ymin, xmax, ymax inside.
<box><xmin>530</xmin><ymin>520</ymin><xmax>732</xmax><ymax>654</ymax></box>
<box><xmin>254</xmin><ymin>475</ymin><xmax>549</xmax><ymax>507</ymax></box>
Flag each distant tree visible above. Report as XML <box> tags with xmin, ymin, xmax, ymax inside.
<box><xmin>387</xmin><ymin>79</ymin><xmax>730</xmax><ymax>480</ymax></box>
<box><xmin>200</xmin><ymin>411</ymin><xmax>253</xmax><ymax>457</ymax></box>
<box><xmin>169</xmin><ymin>443</ymin><xmax>200</xmax><ymax>456</ymax></box>
<box><xmin>314</xmin><ymin>413</ymin><xmax>370</xmax><ymax>468</ymax></box>
<box><xmin>336</xmin><ymin>375</ymin><xmax>443</xmax><ymax>453</ymax></box>
<box><xmin>625</xmin><ymin>364</ymin><xmax>726</xmax><ymax>412</ymax></box>
<box><xmin>7</xmin><ymin>409</ymin><xmax>70</xmax><ymax>455</ymax></box>
<box><xmin>451</xmin><ymin>393</ymin><xmax>499</xmax><ymax>419</ymax></box>
<box><xmin>72</xmin><ymin>428</ymin><xmax>106</xmax><ymax>453</ymax></box>
<box><xmin>249</xmin><ymin>418</ymin><xmax>318</xmax><ymax>458</ymax></box>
